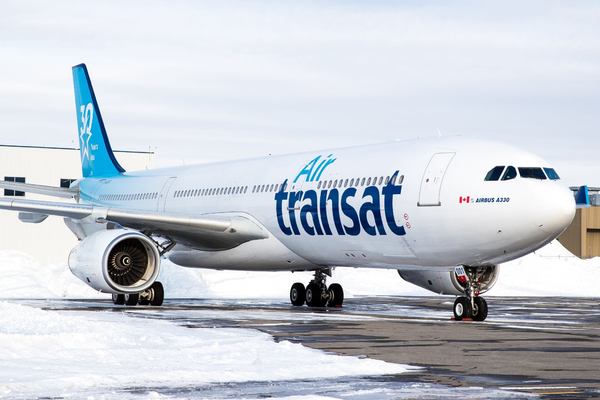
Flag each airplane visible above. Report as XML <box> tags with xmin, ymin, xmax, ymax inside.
<box><xmin>0</xmin><ymin>64</ymin><xmax>576</xmax><ymax>321</ymax></box>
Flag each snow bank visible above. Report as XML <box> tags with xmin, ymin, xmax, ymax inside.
<box><xmin>0</xmin><ymin>250</ymin><xmax>100</xmax><ymax>299</ymax></box>
<box><xmin>489</xmin><ymin>241</ymin><xmax>600</xmax><ymax>297</ymax></box>
<box><xmin>0</xmin><ymin>302</ymin><xmax>409</xmax><ymax>399</ymax></box>
<box><xmin>0</xmin><ymin>241</ymin><xmax>598</xmax><ymax>299</ymax></box>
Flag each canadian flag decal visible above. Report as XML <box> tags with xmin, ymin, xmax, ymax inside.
<box><xmin>459</xmin><ymin>196</ymin><xmax>471</xmax><ymax>204</ymax></box>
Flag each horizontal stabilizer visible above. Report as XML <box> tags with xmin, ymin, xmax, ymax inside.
<box><xmin>0</xmin><ymin>181</ymin><xmax>78</xmax><ymax>199</ymax></box>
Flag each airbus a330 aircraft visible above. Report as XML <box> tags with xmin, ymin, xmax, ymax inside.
<box><xmin>0</xmin><ymin>64</ymin><xmax>576</xmax><ymax>321</ymax></box>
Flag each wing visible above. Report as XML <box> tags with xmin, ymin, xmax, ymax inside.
<box><xmin>0</xmin><ymin>181</ymin><xmax>78</xmax><ymax>199</ymax></box>
<box><xmin>0</xmin><ymin>198</ymin><xmax>269</xmax><ymax>251</ymax></box>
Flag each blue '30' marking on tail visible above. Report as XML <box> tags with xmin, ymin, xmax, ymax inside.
<box><xmin>72</xmin><ymin>63</ymin><xmax>125</xmax><ymax>178</ymax></box>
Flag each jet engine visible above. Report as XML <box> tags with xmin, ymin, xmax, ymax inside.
<box><xmin>397</xmin><ymin>265</ymin><xmax>499</xmax><ymax>295</ymax></box>
<box><xmin>68</xmin><ymin>229</ymin><xmax>161</xmax><ymax>294</ymax></box>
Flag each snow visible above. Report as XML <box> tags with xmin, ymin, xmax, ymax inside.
<box><xmin>0</xmin><ymin>301</ymin><xmax>410</xmax><ymax>399</ymax></box>
<box><xmin>0</xmin><ymin>241</ymin><xmax>598</xmax><ymax>300</ymax></box>
<box><xmin>489</xmin><ymin>241</ymin><xmax>600</xmax><ymax>297</ymax></box>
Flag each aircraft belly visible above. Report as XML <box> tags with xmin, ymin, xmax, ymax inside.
<box><xmin>267</xmin><ymin>229</ymin><xmax>418</xmax><ymax>268</ymax></box>
<box><xmin>168</xmin><ymin>232</ymin><xmax>316</xmax><ymax>271</ymax></box>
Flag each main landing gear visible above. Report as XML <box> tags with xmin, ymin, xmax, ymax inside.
<box><xmin>290</xmin><ymin>269</ymin><xmax>344</xmax><ymax>308</ymax></box>
<box><xmin>111</xmin><ymin>281</ymin><xmax>164</xmax><ymax>307</ymax></box>
<box><xmin>453</xmin><ymin>266</ymin><xmax>488</xmax><ymax>322</ymax></box>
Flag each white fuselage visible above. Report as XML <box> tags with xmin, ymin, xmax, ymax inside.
<box><xmin>76</xmin><ymin>137</ymin><xmax>575</xmax><ymax>272</ymax></box>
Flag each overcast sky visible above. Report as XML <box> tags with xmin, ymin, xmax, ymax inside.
<box><xmin>1</xmin><ymin>1</ymin><xmax>599</xmax><ymax>185</ymax></box>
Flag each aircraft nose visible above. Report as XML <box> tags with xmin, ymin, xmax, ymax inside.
<box><xmin>539</xmin><ymin>184</ymin><xmax>576</xmax><ymax>237</ymax></box>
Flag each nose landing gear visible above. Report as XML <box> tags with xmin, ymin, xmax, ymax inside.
<box><xmin>453</xmin><ymin>266</ymin><xmax>488</xmax><ymax>322</ymax></box>
<box><xmin>289</xmin><ymin>269</ymin><xmax>344</xmax><ymax>308</ymax></box>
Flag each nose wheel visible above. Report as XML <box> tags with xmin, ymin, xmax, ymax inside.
<box><xmin>289</xmin><ymin>269</ymin><xmax>344</xmax><ymax>308</ymax></box>
<box><xmin>453</xmin><ymin>266</ymin><xmax>489</xmax><ymax>321</ymax></box>
<box><xmin>453</xmin><ymin>296</ymin><xmax>488</xmax><ymax>321</ymax></box>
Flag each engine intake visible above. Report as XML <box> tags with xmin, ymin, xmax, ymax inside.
<box><xmin>69</xmin><ymin>229</ymin><xmax>160</xmax><ymax>294</ymax></box>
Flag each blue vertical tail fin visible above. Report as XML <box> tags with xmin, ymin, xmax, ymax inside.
<box><xmin>72</xmin><ymin>63</ymin><xmax>125</xmax><ymax>178</ymax></box>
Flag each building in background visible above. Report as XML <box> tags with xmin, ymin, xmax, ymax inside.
<box><xmin>558</xmin><ymin>186</ymin><xmax>600</xmax><ymax>259</ymax></box>
<box><xmin>0</xmin><ymin>145</ymin><xmax>153</xmax><ymax>262</ymax></box>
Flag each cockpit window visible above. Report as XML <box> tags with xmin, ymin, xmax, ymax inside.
<box><xmin>518</xmin><ymin>167</ymin><xmax>547</xmax><ymax>180</ymax></box>
<box><xmin>501</xmin><ymin>166</ymin><xmax>517</xmax><ymax>181</ymax></box>
<box><xmin>543</xmin><ymin>167</ymin><xmax>560</xmax><ymax>180</ymax></box>
<box><xmin>484</xmin><ymin>166</ymin><xmax>505</xmax><ymax>181</ymax></box>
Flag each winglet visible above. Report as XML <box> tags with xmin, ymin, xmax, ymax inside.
<box><xmin>72</xmin><ymin>64</ymin><xmax>125</xmax><ymax>177</ymax></box>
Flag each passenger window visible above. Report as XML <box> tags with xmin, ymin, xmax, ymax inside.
<box><xmin>519</xmin><ymin>167</ymin><xmax>547</xmax><ymax>180</ymax></box>
<box><xmin>501</xmin><ymin>166</ymin><xmax>517</xmax><ymax>181</ymax></box>
<box><xmin>544</xmin><ymin>168</ymin><xmax>560</xmax><ymax>180</ymax></box>
<box><xmin>485</xmin><ymin>166</ymin><xmax>505</xmax><ymax>181</ymax></box>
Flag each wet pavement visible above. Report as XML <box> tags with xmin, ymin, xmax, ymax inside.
<box><xmin>20</xmin><ymin>296</ymin><xmax>600</xmax><ymax>399</ymax></box>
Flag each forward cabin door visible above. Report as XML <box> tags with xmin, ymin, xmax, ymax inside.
<box><xmin>417</xmin><ymin>152</ymin><xmax>455</xmax><ymax>207</ymax></box>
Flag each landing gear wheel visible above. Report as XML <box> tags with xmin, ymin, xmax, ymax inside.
<box><xmin>112</xmin><ymin>294</ymin><xmax>125</xmax><ymax>305</ymax></box>
<box><xmin>124</xmin><ymin>293</ymin><xmax>139</xmax><ymax>306</ymax></box>
<box><xmin>290</xmin><ymin>282</ymin><xmax>306</xmax><ymax>306</ymax></box>
<box><xmin>306</xmin><ymin>282</ymin><xmax>325</xmax><ymax>307</ymax></box>
<box><xmin>453</xmin><ymin>296</ymin><xmax>472</xmax><ymax>321</ymax></box>
<box><xmin>149</xmin><ymin>282</ymin><xmax>164</xmax><ymax>306</ymax></box>
<box><xmin>139</xmin><ymin>298</ymin><xmax>150</xmax><ymax>306</ymax></box>
<box><xmin>328</xmin><ymin>283</ymin><xmax>344</xmax><ymax>307</ymax></box>
<box><xmin>472</xmin><ymin>297</ymin><xmax>488</xmax><ymax>321</ymax></box>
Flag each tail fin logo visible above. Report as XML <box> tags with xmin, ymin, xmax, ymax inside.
<box><xmin>79</xmin><ymin>103</ymin><xmax>94</xmax><ymax>162</ymax></box>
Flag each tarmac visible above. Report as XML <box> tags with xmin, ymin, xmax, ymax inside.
<box><xmin>29</xmin><ymin>296</ymin><xmax>600</xmax><ymax>398</ymax></box>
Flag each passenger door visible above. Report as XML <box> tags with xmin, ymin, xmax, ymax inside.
<box><xmin>418</xmin><ymin>152</ymin><xmax>455</xmax><ymax>206</ymax></box>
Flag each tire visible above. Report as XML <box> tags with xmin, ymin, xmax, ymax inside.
<box><xmin>328</xmin><ymin>283</ymin><xmax>344</xmax><ymax>307</ymax></box>
<box><xmin>453</xmin><ymin>296</ymin><xmax>471</xmax><ymax>321</ymax></box>
<box><xmin>290</xmin><ymin>282</ymin><xmax>306</xmax><ymax>306</ymax></box>
<box><xmin>112</xmin><ymin>294</ymin><xmax>125</xmax><ymax>305</ymax></box>
<box><xmin>472</xmin><ymin>297</ymin><xmax>488</xmax><ymax>322</ymax></box>
<box><xmin>139</xmin><ymin>298</ymin><xmax>150</xmax><ymax>306</ymax></box>
<box><xmin>150</xmin><ymin>282</ymin><xmax>164</xmax><ymax>306</ymax></box>
<box><xmin>306</xmin><ymin>282</ymin><xmax>324</xmax><ymax>307</ymax></box>
<box><xmin>125</xmin><ymin>293</ymin><xmax>139</xmax><ymax>306</ymax></box>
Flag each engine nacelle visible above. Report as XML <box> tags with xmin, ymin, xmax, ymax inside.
<box><xmin>397</xmin><ymin>266</ymin><xmax>499</xmax><ymax>295</ymax></box>
<box><xmin>68</xmin><ymin>229</ymin><xmax>161</xmax><ymax>294</ymax></box>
